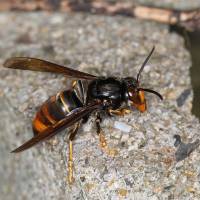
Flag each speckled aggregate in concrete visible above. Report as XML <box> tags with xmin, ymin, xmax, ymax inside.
<box><xmin>0</xmin><ymin>12</ymin><xmax>200</xmax><ymax>200</ymax></box>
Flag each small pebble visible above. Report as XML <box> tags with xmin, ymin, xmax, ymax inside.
<box><xmin>114</xmin><ymin>121</ymin><xmax>132</xmax><ymax>133</ymax></box>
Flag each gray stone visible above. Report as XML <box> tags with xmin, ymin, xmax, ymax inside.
<box><xmin>0</xmin><ymin>12</ymin><xmax>200</xmax><ymax>199</ymax></box>
<box><xmin>174</xmin><ymin>135</ymin><xmax>200</xmax><ymax>162</ymax></box>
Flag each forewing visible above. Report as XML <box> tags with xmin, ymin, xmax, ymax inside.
<box><xmin>4</xmin><ymin>57</ymin><xmax>97</xmax><ymax>80</ymax></box>
<box><xmin>11</xmin><ymin>102</ymin><xmax>101</xmax><ymax>153</ymax></box>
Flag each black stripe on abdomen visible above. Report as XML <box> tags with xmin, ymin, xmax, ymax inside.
<box><xmin>58</xmin><ymin>90</ymin><xmax>83</xmax><ymax>115</ymax></box>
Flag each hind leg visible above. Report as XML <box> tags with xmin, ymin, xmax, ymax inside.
<box><xmin>67</xmin><ymin>122</ymin><xmax>80</xmax><ymax>184</ymax></box>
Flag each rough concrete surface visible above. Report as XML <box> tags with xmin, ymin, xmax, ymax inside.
<box><xmin>0</xmin><ymin>12</ymin><xmax>200</xmax><ymax>200</ymax></box>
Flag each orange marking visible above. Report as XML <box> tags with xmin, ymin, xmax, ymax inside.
<box><xmin>137</xmin><ymin>102</ymin><xmax>146</xmax><ymax>112</ymax></box>
<box><xmin>33</xmin><ymin>116</ymin><xmax>48</xmax><ymax>133</ymax></box>
<box><xmin>132</xmin><ymin>91</ymin><xmax>146</xmax><ymax>112</ymax></box>
<box><xmin>131</xmin><ymin>101</ymin><xmax>146</xmax><ymax>112</ymax></box>
<box><xmin>138</xmin><ymin>90</ymin><xmax>145</xmax><ymax>103</ymax></box>
<box><xmin>42</xmin><ymin>103</ymin><xmax>56</xmax><ymax>124</ymax></box>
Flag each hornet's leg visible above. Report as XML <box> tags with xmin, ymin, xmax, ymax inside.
<box><xmin>108</xmin><ymin>108</ymin><xmax>131</xmax><ymax>116</ymax></box>
<box><xmin>96</xmin><ymin>113</ymin><xmax>118</xmax><ymax>156</ymax></box>
<box><xmin>67</xmin><ymin>122</ymin><xmax>80</xmax><ymax>184</ymax></box>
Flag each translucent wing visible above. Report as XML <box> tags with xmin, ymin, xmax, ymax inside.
<box><xmin>11</xmin><ymin>102</ymin><xmax>101</xmax><ymax>153</ymax></box>
<box><xmin>4</xmin><ymin>57</ymin><xmax>97</xmax><ymax>80</ymax></box>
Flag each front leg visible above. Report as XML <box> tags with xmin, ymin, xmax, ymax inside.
<box><xmin>96</xmin><ymin>113</ymin><xmax>107</xmax><ymax>148</ymax></box>
<box><xmin>108</xmin><ymin>108</ymin><xmax>131</xmax><ymax>116</ymax></box>
<box><xmin>95</xmin><ymin>113</ymin><xmax>118</xmax><ymax>156</ymax></box>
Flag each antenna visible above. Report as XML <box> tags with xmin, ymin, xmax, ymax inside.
<box><xmin>138</xmin><ymin>88</ymin><xmax>163</xmax><ymax>100</ymax></box>
<box><xmin>136</xmin><ymin>46</ymin><xmax>155</xmax><ymax>84</ymax></box>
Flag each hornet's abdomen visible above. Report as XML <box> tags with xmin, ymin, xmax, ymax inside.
<box><xmin>32</xmin><ymin>90</ymin><xmax>83</xmax><ymax>135</ymax></box>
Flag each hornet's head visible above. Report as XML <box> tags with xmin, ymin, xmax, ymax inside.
<box><xmin>124</xmin><ymin>46</ymin><xmax>163</xmax><ymax>112</ymax></box>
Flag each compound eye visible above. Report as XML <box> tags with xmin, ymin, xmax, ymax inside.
<box><xmin>128</xmin><ymin>91</ymin><xmax>133</xmax><ymax>98</ymax></box>
<box><xmin>128</xmin><ymin>88</ymin><xmax>138</xmax><ymax>101</ymax></box>
<box><xmin>128</xmin><ymin>88</ymin><xmax>146</xmax><ymax>104</ymax></box>
<box><xmin>129</xmin><ymin>90</ymin><xmax>146</xmax><ymax>112</ymax></box>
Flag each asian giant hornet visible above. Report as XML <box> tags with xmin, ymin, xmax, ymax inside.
<box><xmin>3</xmin><ymin>46</ymin><xmax>162</xmax><ymax>184</ymax></box>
